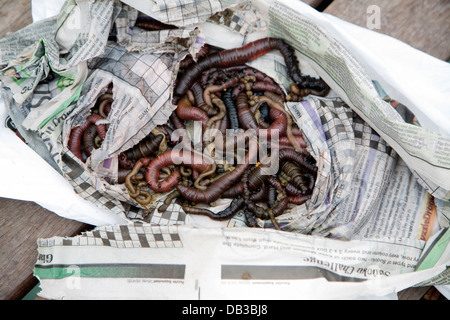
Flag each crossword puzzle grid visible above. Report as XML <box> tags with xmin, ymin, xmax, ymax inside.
<box><xmin>38</xmin><ymin>222</ymin><xmax>183</xmax><ymax>249</ymax></box>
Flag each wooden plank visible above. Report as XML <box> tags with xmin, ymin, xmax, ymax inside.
<box><xmin>0</xmin><ymin>197</ymin><xmax>92</xmax><ymax>300</ymax></box>
<box><xmin>0</xmin><ymin>0</ymin><xmax>33</xmax><ymax>39</ymax></box>
<box><xmin>397</xmin><ymin>286</ymin><xmax>432</xmax><ymax>300</ymax></box>
<box><xmin>324</xmin><ymin>0</ymin><xmax>450</xmax><ymax>61</ymax></box>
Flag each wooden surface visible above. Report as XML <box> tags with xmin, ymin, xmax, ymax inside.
<box><xmin>0</xmin><ymin>0</ymin><xmax>448</xmax><ymax>300</ymax></box>
<box><xmin>0</xmin><ymin>198</ymin><xmax>92</xmax><ymax>300</ymax></box>
<box><xmin>324</xmin><ymin>0</ymin><xmax>450</xmax><ymax>61</ymax></box>
<box><xmin>0</xmin><ymin>0</ymin><xmax>32</xmax><ymax>38</ymax></box>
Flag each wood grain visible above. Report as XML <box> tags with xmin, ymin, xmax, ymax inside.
<box><xmin>324</xmin><ymin>0</ymin><xmax>450</xmax><ymax>61</ymax></box>
<box><xmin>0</xmin><ymin>197</ymin><xmax>92</xmax><ymax>300</ymax></box>
<box><xmin>0</xmin><ymin>0</ymin><xmax>33</xmax><ymax>38</ymax></box>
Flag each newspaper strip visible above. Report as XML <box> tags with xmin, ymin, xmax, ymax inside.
<box><xmin>33</xmin><ymin>222</ymin><xmax>448</xmax><ymax>300</ymax></box>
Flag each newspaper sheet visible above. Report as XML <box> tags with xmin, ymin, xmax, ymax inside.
<box><xmin>0</xmin><ymin>0</ymin><xmax>449</xmax><ymax>299</ymax></box>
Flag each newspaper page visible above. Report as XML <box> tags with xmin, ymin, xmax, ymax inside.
<box><xmin>0</xmin><ymin>0</ymin><xmax>449</xmax><ymax>299</ymax></box>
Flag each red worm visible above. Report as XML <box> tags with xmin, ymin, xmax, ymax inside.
<box><xmin>222</xmin><ymin>168</ymin><xmax>269</xmax><ymax>199</ymax></box>
<box><xmin>174</xmin><ymin>37</ymin><xmax>303</xmax><ymax>98</ymax></box>
<box><xmin>176</xmin><ymin>137</ymin><xmax>258</xmax><ymax>204</ymax></box>
<box><xmin>135</xmin><ymin>16</ymin><xmax>178</xmax><ymax>31</ymax></box>
<box><xmin>258</xmin><ymin>108</ymin><xmax>288</xmax><ymax>138</ymax></box>
<box><xmin>68</xmin><ymin>114</ymin><xmax>106</xmax><ymax>161</ymax></box>
<box><xmin>145</xmin><ymin>150</ymin><xmax>212</xmax><ymax>193</ymax></box>
<box><xmin>240</xmin><ymin>67</ymin><xmax>275</xmax><ymax>84</ymax></box>
<box><xmin>288</xmin><ymin>194</ymin><xmax>311</xmax><ymax>205</ymax></box>
<box><xmin>83</xmin><ymin>124</ymin><xmax>98</xmax><ymax>157</ymax></box>
<box><xmin>124</xmin><ymin>134</ymin><xmax>163</xmax><ymax>161</ymax></box>
<box><xmin>237</xmin><ymin>92</ymin><xmax>287</xmax><ymax>139</ymax></box>
<box><xmin>191</xmin><ymin>82</ymin><xmax>217</xmax><ymax>116</ymax></box>
<box><xmin>68</xmin><ymin>126</ymin><xmax>85</xmax><ymax>160</ymax></box>
<box><xmin>203</xmin><ymin>75</ymin><xmax>241</xmax><ymax>106</ymax></box>
<box><xmin>250</xmin><ymin>82</ymin><xmax>285</xmax><ymax>98</ymax></box>
<box><xmin>236</xmin><ymin>92</ymin><xmax>258</xmax><ymax>130</ymax></box>
<box><xmin>278</xmin><ymin>146</ymin><xmax>317</xmax><ymax>173</ymax></box>
<box><xmin>176</xmin><ymin>96</ymin><xmax>209</xmax><ymax>130</ymax></box>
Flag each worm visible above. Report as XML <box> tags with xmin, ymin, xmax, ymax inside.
<box><xmin>236</xmin><ymin>92</ymin><xmax>258</xmax><ymax>130</ymax></box>
<box><xmin>268</xmin><ymin>185</ymin><xmax>276</xmax><ymax>207</ymax></box>
<box><xmin>250</xmin><ymin>182</ymin><xmax>267</xmax><ymax>202</ymax></box>
<box><xmin>98</xmin><ymin>95</ymin><xmax>113</xmax><ymax>118</ymax></box>
<box><xmin>158</xmin><ymin>189</ymin><xmax>181</xmax><ymax>212</ymax></box>
<box><xmin>240</xmin><ymin>67</ymin><xmax>276</xmax><ymax>85</ymax></box>
<box><xmin>281</xmin><ymin>161</ymin><xmax>310</xmax><ymax>194</ymax></box>
<box><xmin>124</xmin><ymin>133</ymin><xmax>164</xmax><ymax>161</ymax></box>
<box><xmin>135</xmin><ymin>16</ymin><xmax>178</xmax><ymax>31</ymax></box>
<box><xmin>279</xmin><ymin>148</ymin><xmax>317</xmax><ymax>173</ymax></box>
<box><xmin>203</xmin><ymin>75</ymin><xmax>241</xmax><ymax>107</ymax></box>
<box><xmin>249</xmin><ymin>81</ymin><xmax>285</xmax><ymax>99</ymax></box>
<box><xmin>174</xmin><ymin>37</ymin><xmax>303</xmax><ymax>98</ymax></box>
<box><xmin>125</xmin><ymin>157</ymin><xmax>152</xmax><ymax>198</ymax></box>
<box><xmin>212</xmin><ymin>197</ymin><xmax>246</xmax><ymax>220</ymax></box>
<box><xmin>204</xmin><ymin>94</ymin><xmax>227</xmax><ymax>141</ymax></box>
<box><xmin>191</xmin><ymin>82</ymin><xmax>218</xmax><ymax>116</ymax></box>
<box><xmin>254</xmin><ymin>95</ymin><xmax>299</xmax><ymax>151</ymax></box>
<box><xmin>285</xmin><ymin>183</ymin><xmax>308</xmax><ymax>196</ymax></box>
<box><xmin>146</xmin><ymin>150</ymin><xmax>213</xmax><ymax>193</ymax></box>
<box><xmin>176</xmin><ymin>96</ymin><xmax>209</xmax><ymax>129</ymax></box>
<box><xmin>291</xmin><ymin>76</ymin><xmax>330</xmax><ymax>98</ymax></box>
<box><xmin>83</xmin><ymin>124</ymin><xmax>98</xmax><ymax>157</ymax></box>
<box><xmin>68</xmin><ymin>114</ymin><xmax>107</xmax><ymax>161</ymax></box>
<box><xmin>176</xmin><ymin>137</ymin><xmax>258</xmax><ymax>204</ymax></box>
<box><xmin>287</xmin><ymin>194</ymin><xmax>311</xmax><ymax>205</ymax></box>
<box><xmin>222</xmin><ymin>89</ymin><xmax>240</xmax><ymax>130</ymax></box>
<box><xmin>182</xmin><ymin>205</ymin><xmax>218</xmax><ymax>218</ymax></box>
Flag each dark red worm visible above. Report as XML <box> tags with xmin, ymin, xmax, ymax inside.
<box><xmin>278</xmin><ymin>148</ymin><xmax>317</xmax><ymax>173</ymax></box>
<box><xmin>174</xmin><ymin>37</ymin><xmax>303</xmax><ymax>98</ymax></box>
<box><xmin>222</xmin><ymin>89</ymin><xmax>240</xmax><ymax>130</ymax></box>
<box><xmin>293</xmin><ymin>76</ymin><xmax>330</xmax><ymax>98</ymax></box>
<box><xmin>176</xmin><ymin>138</ymin><xmax>258</xmax><ymax>204</ymax></box>
<box><xmin>250</xmin><ymin>182</ymin><xmax>267</xmax><ymax>202</ymax></box>
<box><xmin>191</xmin><ymin>82</ymin><xmax>217</xmax><ymax>116</ymax></box>
<box><xmin>281</xmin><ymin>161</ymin><xmax>310</xmax><ymax>194</ymax></box>
<box><xmin>249</xmin><ymin>81</ymin><xmax>285</xmax><ymax>99</ymax></box>
<box><xmin>134</xmin><ymin>16</ymin><xmax>178</xmax><ymax>31</ymax></box>
<box><xmin>257</xmin><ymin>108</ymin><xmax>288</xmax><ymax>138</ymax></box>
<box><xmin>240</xmin><ymin>67</ymin><xmax>276</xmax><ymax>84</ymax></box>
<box><xmin>236</xmin><ymin>92</ymin><xmax>258</xmax><ymax>130</ymax></box>
<box><xmin>285</xmin><ymin>183</ymin><xmax>309</xmax><ymax>196</ymax></box>
<box><xmin>288</xmin><ymin>194</ymin><xmax>311</xmax><ymax>205</ymax></box>
<box><xmin>268</xmin><ymin>185</ymin><xmax>276</xmax><ymax>207</ymax></box>
<box><xmin>145</xmin><ymin>150</ymin><xmax>212</xmax><ymax>193</ymax></box>
<box><xmin>176</xmin><ymin>96</ymin><xmax>209</xmax><ymax>130</ymax></box>
<box><xmin>209</xmin><ymin>197</ymin><xmax>246</xmax><ymax>220</ymax></box>
<box><xmin>203</xmin><ymin>75</ymin><xmax>241</xmax><ymax>106</ymax></box>
<box><xmin>236</xmin><ymin>92</ymin><xmax>288</xmax><ymax>140</ymax></box>
<box><xmin>68</xmin><ymin>114</ymin><xmax>107</xmax><ymax>161</ymax></box>
<box><xmin>124</xmin><ymin>134</ymin><xmax>163</xmax><ymax>161</ymax></box>
<box><xmin>83</xmin><ymin>124</ymin><xmax>98</xmax><ymax>157</ymax></box>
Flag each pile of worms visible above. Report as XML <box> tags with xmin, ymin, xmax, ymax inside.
<box><xmin>67</xmin><ymin>37</ymin><xmax>330</xmax><ymax>229</ymax></box>
<box><xmin>67</xmin><ymin>83</ymin><xmax>113</xmax><ymax>163</ymax></box>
